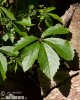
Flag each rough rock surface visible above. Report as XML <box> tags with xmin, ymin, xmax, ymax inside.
<box><xmin>62</xmin><ymin>3</ymin><xmax>80</xmax><ymax>69</ymax></box>
<box><xmin>44</xmin><ymin>71</ymin><xmax>80</xmax><ymax>100</ymax></box>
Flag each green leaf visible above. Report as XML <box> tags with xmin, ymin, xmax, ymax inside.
<box><xmin>38</xmin><ymin>42</ymin><xmax>60</xmax><ymax>80</ymax></box>
<box><xmin>0</xmin><ymin>52</ymin><xmax>7</xmax><ymax>80</ymax></box>
<box><xmin>48</xmin><ymin>13</ymin><xmax>62</xmax><ymax>22</ymax></box>
<box><xmin>0</xmin><ymin>62</ymin><xmax>6</xmax><ymax>80</ymax></box>
<box><xmin>14</xmin><ymin>36</ymin><xmax>38</xmax><ymax>51</ymax></box>
<box><xmin>2</xmin><ymin>32</ymin><xmax>15</xmax><ymax>43</ymax></box>
<box><xmin>45</xmin><ymin>17</ymin><xmax>53</xmax><ymax>27</ymax></box>
<box><xmin>45</xmin><ymin>7</ymin><xmax>56</xmax><ymax>12</ymax></box>
<box><xmin>44</xmin><ymin>38</ymin><xmax>74</xmax><ymax>60</ymax></box>
<box><xmin>41</xmin><ymin>24</ymin><xmax>69</xmax><ymax>38</ymax></box>
<box><xmin>8</xmin><ymin>33</ymin><xmax>15</xmax><ymax>43</ymax></box>
<box><xmin>38</xmin><ymin>7</ymin><xmax>56</xmax><ymax>13</ymax></box>
<box><xmin>16</xmin><ymin>17</ymin><xmax>34</xmax><ymax>26</ymax></box>
<box><xmin>2</xmin><ymin>34</ymin><xmax>8</xmax><ymax>41</ymax></box>
<box><xmin>0</xmin><ymin>46</ymin><xmax>19</xmax><ymax>56</ymax></box>
<box><xmin>0</xmin><ymin>0</ymin><xmax>3</xmax><ymax>4</ymax></box>
<box><xmin>14</xmin><ymin>63</ymin><xmax>18</xmax><ymax>73</ymax></box>
<box><xmin>3</xmin><ymin>32</ymin><xmax>15</xmax><ymax>43</ymax></box>
<box><xmin>40</xmin><ymin>15</ymin><xmax>45</xmax><ymax>20</ymax></box>
<box><xmin>13</xmin><ymin>24</ymin><xmax>28</xmax><ymax>36</ymax></box>
<box><xmin>22</xmin><ymin>42</ymin><xmax>40</xmax><ymax>72</ymax></box>
<box><xmin>0</xmin><ymin>7</ymin><xmax>16</xmax><ymax>20</ymax></box>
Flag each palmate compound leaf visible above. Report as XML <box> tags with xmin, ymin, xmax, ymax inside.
<box><xmin>22</xmin><ymin>42</ymin><xmax>40</xmax><ymax>72</ymax></box>
<box><xmin>0</xmin><ymin>7</ymin><xmax>16</xmax><ymax>20</ymax></box>
<box><xmin>44</xmin><ymin>38</ymin><xmax>74</xmax><ymax>60</ymax></box>
<box><xmin>0</xmin><ymin>52</ymin><xmax>7</xmax><ymax>80</ymax></box>
<box><xmin>41</xmin><ymin>24</ymin><xmax>69</xmax><ymax>38</ymax></box>
<box><xmin>13</xmin><ymin>36</ymin><xmax>38</xmax><ymax>51</ymax></box>
<box><xmin>38</xmin><ymin>42</ymin><xmax>60</xmax><ymax>80</ymax></box>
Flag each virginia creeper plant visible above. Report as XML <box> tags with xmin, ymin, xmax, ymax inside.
<box><xmin>0</xmin><ymin>0</ymin><xmax>74</xmax><ymax>82</ymax></box>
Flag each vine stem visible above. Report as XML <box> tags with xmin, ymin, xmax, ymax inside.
<box><xmin>38</xmin><ymin>22</ymin><xmax>42</xmax><ymax>32</ymax></box>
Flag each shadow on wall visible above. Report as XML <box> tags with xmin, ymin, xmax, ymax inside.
<box><xmin>66</xmin><ymin>51</ymin><xmax>80</xmax><ymax>70</ymax></box>
<box><xmin>40</xmin><ymin>64</ymin><xmax>72</xmax><ymax>98</ymax></box>
<box><xmin>53</xmin><ymin>65</ymin><xmax>71</xmax><ymax>97</ymax></box>
<box><xmin>42</xmin><ymin>60</ymin><xmax>79</xmax><ymax>98</ymax></box>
